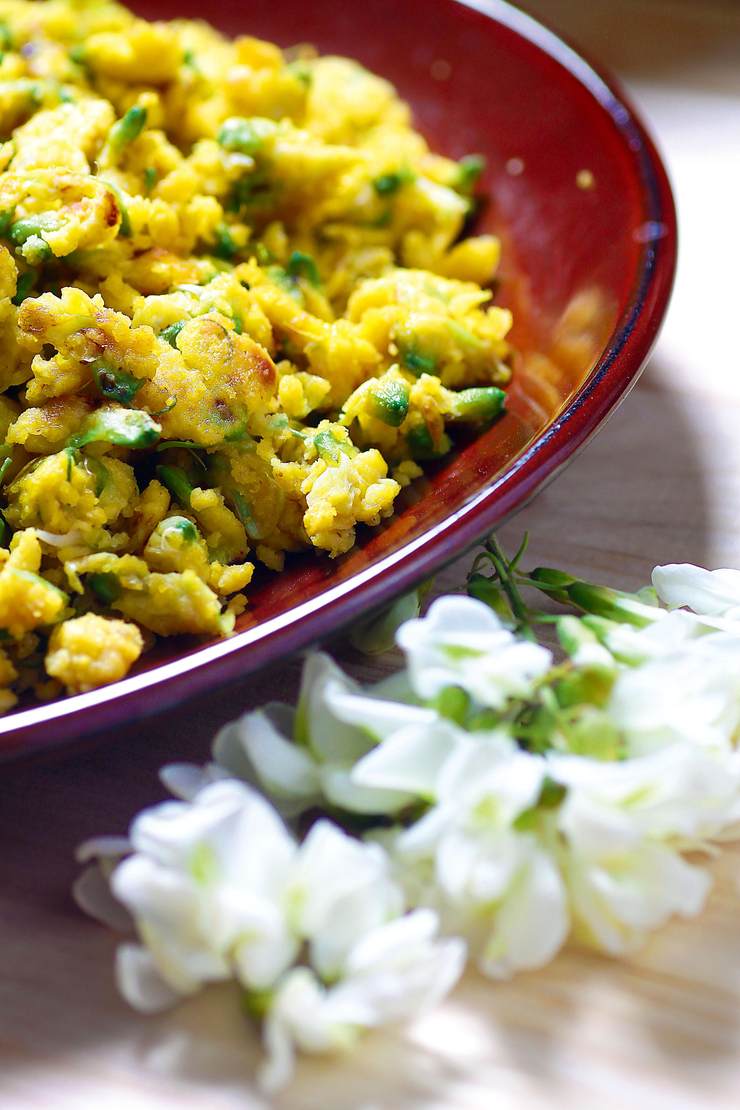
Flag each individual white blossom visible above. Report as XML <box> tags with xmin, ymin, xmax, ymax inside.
<box><xmin>597</xmin><ymin>607</ymin><xmax>710</xmax><ymax>665</ymax></box>
<box><xmin>259</xmin><ymin>910</ymin><xmax>465</xmax><ymax>1093</ymax></box>
<box><xmin>549</xmin><ymin>744</ymin><xmax>740</xmax><ymax>953</ymax></box>
<box><xmin>392</xmin><ymin>736</ymin><xmax>569</xmax><ymax>978</ymax></box>
<box><xmin>550</xmin><ymin>743</ymin><xmax>740</xmax><ymax>847</ymax></box>
<box><xmin>282</xmin><ymin>819</ymin><xmax>404</xmax><ymax>981</ymax></box>
<box><xmin>607</xmin><ymin>632</ymin><xmax>740</xmax><ymax>754</ymax></box>
<box><xmin>111</xmin><ymin>780</ymin><xmax>298</xmax><ymax>1009</ymax></box>
<box><xmin>561</xmin><ymin>840</ymin><xmax>711</xmax><ymax>956</ymax></box>
<box><xmin>396</xmin><ymin>596</ymin><xmax>552</xmax><ymax>708</ymax></box>
<box><xmin>77</xmin><ymin>776</ymin><xmax>464</xmax><ymax>1093</ymax></box>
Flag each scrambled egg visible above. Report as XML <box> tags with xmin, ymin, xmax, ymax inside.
<box><xmin>0</xmin><ymin>0</ymin><xmax>513</xmax><ymax>704</ymax></box>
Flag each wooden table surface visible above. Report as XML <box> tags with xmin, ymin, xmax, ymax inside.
<box><xmin>3</xmin><ymin>2</ymin><xmax>740</xmax><ymax>1107</ymax></box>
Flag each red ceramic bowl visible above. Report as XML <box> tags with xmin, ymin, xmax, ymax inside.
<box><xmin>0</xmin><ymin>0</ymin><xmax>676</xmax><ymax>759</ymax></box>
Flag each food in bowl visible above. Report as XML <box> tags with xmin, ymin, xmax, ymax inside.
<box><xmin>0</xmin><ymin>0</ymin><xmax>515</xmax><ymax>705</ymax></box>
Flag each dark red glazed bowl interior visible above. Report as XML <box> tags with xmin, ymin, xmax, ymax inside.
<box><xmin>0</xmin><ymin>0</ymin><xmax>676</xmax><ymax>758</ymax></box>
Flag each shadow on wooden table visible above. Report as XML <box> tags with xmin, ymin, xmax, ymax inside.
<box><xmin>3</xmin><ymin>358</ymin><xmax>734</xmax><ymax>1105</ymax></box>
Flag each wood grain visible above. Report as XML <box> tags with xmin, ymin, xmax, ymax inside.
<box><xmin>2</xmin><ymin>2</ymin><xmax>740</xmax><ymax>1106</ymax></box>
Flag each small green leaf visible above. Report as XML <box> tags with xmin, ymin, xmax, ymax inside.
<box><xmin>10</xmin><ymin>215</ymin><xmax>56</xmax><ymax>247</ymax></box>
<box><xmin>286</xmin><ymin>250</ymin><xmax>320</xmax><ymax>287</ymax></box>
<box><xmin>88</xmin><ymin>571</ymin><xmax>121</xmax><ymax>605</ymax></box>
<box><xmin>92</xmin><ymin>363</ymin><xmax>144</xmax><ymax>406</ymax></box>
<box><xmin>160</xmin><ymin>320</ymin><xmax>186</xmax><ymax>347</ymax></box>
<box><xmin>212</xmin><ymin>223</ymin><xmax>238</xmax><ymax>260</ymax></box>
<box><xmin>314</xmin><ymin>430</ymin><xmax>351</xmax><ymax>464</ymax></box>
<box><xmin>155</xmin><ymin>440</ymin><xmax>207</xmax><ymax>470</ymax></box>
<box><xmin>81</xmin><ymin>455</ymin><xmax>109</xmax><ymax>495</ymax></box>
<box><xmin>218</xmin><ymin>116</ymin><xmax>276</xmax><ymax>155</ymax></box>
<box><xmin>69</xmin><ymin>408</ymin><xmax>161</xmax><ymax>450</ymax></box>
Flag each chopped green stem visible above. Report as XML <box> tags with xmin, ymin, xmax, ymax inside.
<box><xmin>449</xmin><ymin>386</ymin><xmax>506</xmax><ymax>423</ymax></box>
<box><xmin>156</xmin><ymin>464</ymin><xmax>193</xmax><ymax>506</ymax></box>
<box><xmin>109</xmin><ymin>105</ymin><xmax>147</xmax><ymax>153</ymax></box>
<box><xmin>12</xmin><ymin>269</ymin><xmax>35</xmax><ymax>305</ymax></box>
<box><xmin>367</xmin><ymin>380</ymin><xmax>409</xmax><ymax>427</ymax></box>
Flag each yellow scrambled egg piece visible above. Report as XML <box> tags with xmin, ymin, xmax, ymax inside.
<box><xmin>0</xmin><ymin>0</ymin><xmax>514</xmax><ymax>706</ymax></box>
<box><xmin>45</xmin><ymin>611</ymin><xmax>142</xmax><ymax>693</ymax></box>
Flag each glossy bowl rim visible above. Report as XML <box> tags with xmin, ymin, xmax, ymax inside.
<box><xmin>0</xmin><ymin>0</ymin><xmax>677</xmax><ymax>757</ymax></box>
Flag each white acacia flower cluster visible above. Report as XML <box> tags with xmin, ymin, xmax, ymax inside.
<box><xmin>75</xmin><ymin>558</ymin><xmax>740</xmax><ymax>1092</ymax></box>
<box><xmin>75</xmin><ymin>780</ymin><xmax>464</xmax><ymax>1093</ymax></box>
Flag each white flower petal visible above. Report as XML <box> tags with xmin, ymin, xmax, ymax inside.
<box><xmin>258</xmin><ymin>1004</ymin><xmax>297</xmax><ymax>1095</ymax></box>
<box><xmin>160</xmin><ymin>762</ymin><xmax>226</xmax><ymax>801</ymax></box>
<box><xmin>258</xmin><ymin>969</ymin><xmax>359</xmax><ymax>1094</ymax></box>
<box><xmin>115</xmin><ymin>943</ymin><xmax>186</xmax><ymax>1013</ymax></box>
<box><xmin>351</xmin><ymin>719</ymin><xmax>463</xmax><ymax>799</ymax></box>
<box><xmin>231</xmin><ymin>910</ymin><xmax>298</xmax><ymax>991</ymax></box>
<box><xmin>290</xmin><ymin>822</ymin><xmax>403</xmax><ymax>978</ymax></box>
<box><xmin>75</xmin><ymin>835</ymin><xmax>131</xmax><ymax>865</ymax></box>
<box><xmin>235</xmin><ymin>709</ymin><xmax>322</xmax><ymax>808</ymax></box>
<box><xmin>653</xmin><ymin>563</ymin><xmax>740</xmax><ymax>616</ymax></box>
<box><xmin>318</xmin><ymin>765</ymin><xmax>412</xmax><ymax>815</ymax></box>
<box><xmin>566</xmin><ymin>842</ymin><xmax>712</xmax><ymax>955</ymax></box>
<box><xmin>129</xmin><ymin>780</ymin><xmax>295</xmax><ymax>893</ymax></box>
<box><xmin>337</xmin><ymin>908</ymin><xmax>466</xmax><ymax>1023</ymax></box>
<box><xmin>72</xmin><ymin>864</ymin><xmax>133</xmax><ymax>932</ymax></box>
<box><xmin>296</xmin><ymin>653</ymin><xmax>372</xmax><ymax>764</ymax></box>
<box><xmin>326</xmin><ymin>683</ymin><xmax>436</xmax><ymax>743</ymax></box>
<box><xmin>213</xmin><ymin>702</ymin><xmax>294</xmax><ymax>780</ymax></box>
<box><xmin>478</xmin><ymin>848</ymin><xmax>568</xmax><ymax>978</ymax></box>
<box><xmin>553</xmin><ymin>744</ymin><xmax>740</xmax><ymax>850</ymax></box>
